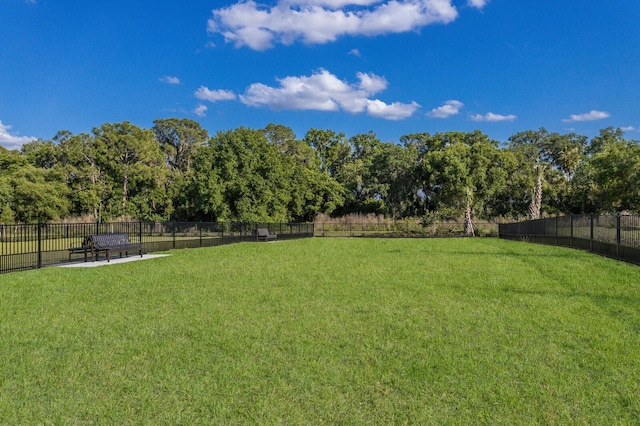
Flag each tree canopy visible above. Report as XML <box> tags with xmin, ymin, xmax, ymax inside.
<box><xmin>1</xmin><ymin>120</ymin><xmax>637</xmax><ymax>224</ymax></box>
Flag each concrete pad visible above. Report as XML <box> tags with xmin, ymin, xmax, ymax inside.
<box><xmin>59</xmin><ymin>254</ymin><xmax>171</xmax><ymax>268</ymax></box>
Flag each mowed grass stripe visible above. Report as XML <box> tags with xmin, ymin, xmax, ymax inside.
<box><xmin>1</xmin><ymin>238</ymin><xmax>639</xmax><ymax>424</ymax></box>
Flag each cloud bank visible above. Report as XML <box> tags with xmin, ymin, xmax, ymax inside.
<box><xmin>562</xmin><ymin>110</ymin><xmax>610</xmax><ymax>123</ymax></box>
<box><xmin>208</xmin><ymin>0</ymin><xmax>474</xmax><ymax>50</ymax></box>
<box><xmin>0</xmin><ymin>121</ymin><xmax>36</xmax><ymax>150</ymax></box>
<box><xmin>196</xmin><ymin>69</ymin><xmax>420</xmax><ymax>120</ymax></box>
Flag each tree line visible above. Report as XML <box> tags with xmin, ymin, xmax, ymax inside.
<box><xmin>0</xmin><ymin>119</ymin><xmax>638</xmax><ymax>227</ymax></box>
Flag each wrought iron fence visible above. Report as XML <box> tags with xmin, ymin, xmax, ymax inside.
<box><xmin>0</xmin><ymin>221</ymin><xmax>314</xmax><ymax>274</ymax></box>
<box><xmin>499</xmin><ymin>213</ymin><xmax>640</xmax><ymax>266</ymax></box>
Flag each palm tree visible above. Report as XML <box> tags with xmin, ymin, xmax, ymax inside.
<box><xmin>464</xmin><ymin>187</ymin><xmax>475</xmax><ymax>236</ymax></box>
<box><xmin>529</xmin><ymin>164</ymin><xmax>543</xmax><ymax>220</ymax></box>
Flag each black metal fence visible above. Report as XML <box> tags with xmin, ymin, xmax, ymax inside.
<box><xmin>0</xmin><ymin>221</ymin><xmax>314</xmax><ymax>274</ymax></box>
<box><xmin>499</xmin><ymin>213</ymin><xmax>640</xmax><ymax>266</ymax></box>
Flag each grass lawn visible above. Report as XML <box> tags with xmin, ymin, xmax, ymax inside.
<box><xmin>1</xmin><ymin>238</ymin><xmax>639</xmax><ymax>424</ymax></box>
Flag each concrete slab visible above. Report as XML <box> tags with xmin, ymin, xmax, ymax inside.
<box><xmin>59</xmin><ymin>254</ymin><xmax>171</xmax><ymax>268</ymax></box>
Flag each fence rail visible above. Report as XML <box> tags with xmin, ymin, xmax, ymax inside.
<box><xmin>499</xmin><ymin>213</ymin><xmax>640</xmax><ymax>266</ymax></box>
<box><xmin>0</xmin><ymin>221</ymin><xmax>314</xmax><ymax>274</ymax></box>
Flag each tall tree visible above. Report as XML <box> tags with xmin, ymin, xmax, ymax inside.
<box><xmin>21</xmin><ymin>139</ymin><xmax>59</xmax><ymax>169</ymax></box>
<box><xmin>264</xmin><ymin>125</ymin><xmax>345</xmax><ymax>221</ymax></box>
<box><xmin>420</xmin><ymin>131</ymin><xmax>509</xmax><ymax>233</ymax></box>
<box><xmin>370</xmin><ymin>142</ymin><xmax>419</xmax><ymax>220</ymax></box>
<box><xmin>303</xmin><ymin>128</ymin><xmax>351</xmax><ymax>177</ymax></box>
<box><xmin>54</xmin><ymin>131</ymin><xmax>108</xmax><ymax>219</ymax></box>
<box><xmin>507</xmin><ymin>128</ymin><xmax>586</xmax><ymax>218</ymax></box>
<box><xmin>93</xmin><ymin>122</ymin><xmax>168</xmax><ymax>220</ymax></box>
<box><xmin>263</xmin><ymin>123</ymin><xmax>297</xmax><ymax>152</ymax></box>
<box><xmin>580</xmin><ymin>129</ymin><xmax>640</xmax><ymax>212</ymax></box>
<box><xmin>0</xmin><ymin>147</ymin><xmax>70</xmax><ymax>222</ymax></box>
<box><xmin>152</xmin><ymin>118</ymin><xmax>208</xmax><ymax>173</ymax></box>
<box><xmin>207</xmin><ymin>127</ymin><xmax>291</xmax><ymax>221</ymax></box>
<box><xmin>507</xmin><ymin>129</ymin><xmax>549</xmax><ymax>220</ymax></box>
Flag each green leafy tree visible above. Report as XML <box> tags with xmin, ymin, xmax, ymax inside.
<box><xmin>21</xmin><ymin>139</ymin><xmax>59</xmax><ymax>169</ymax></box>
<box><xmin>303</xmin><ymin>128</ymin><xmax>351</xmax><ymax>177</ymax></box>
<box><xmin>578</xmin><ymin>128</ymin><xmax>640</xmax><ymax>212</ymax></box>
<box><xmin>420</xmin><ymin>131</ymin><xmax>509</xmax><ymax>233</ymax></box>
<box><xmin>53</xmin><ymin>131</ymin><xmax>110</xmax><ymax>219</ymax></box>
<box><xmin>263</xmin><ymin>123</ymin><xmax>297</xmax><ymax>152</ymax></box>
<box><xmin>334</xmin><ymin>131</ymin><xmax>385</xmax><ymax>215</ymax></box>
<box><xmin>201</xmin><ymin>127</ymin><xmax>291</xmax><ymax>222</ymax></box>
<box><xmin>93</xmin><ymin>122</ymin><xmax>168</xmax><ymax>220</ymax></box>
<box><xmin>370</xmin><ymin>142</ymin><xmax>419</xmax><ymax>220</ymax></box>
<box><xmin>152</xmin><ymin>118</ymin><xmax>208</xmax><ymax>173</ymax></box>
<box><xmin>0</xmin><ymin>147</ymin><xmax>70</xmax><ymax>222</ymax></box>
<box><xmin>506</xmin><ymin>128</ymin><xmax>584</xmax><ymax>218</ymax></box>
<box><xmin>277</xmin><ymin>136</ymin><xmax>345</xmax><ymax>221</ymax></box>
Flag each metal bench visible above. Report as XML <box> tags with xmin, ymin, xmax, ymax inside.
<box><xmin>68</xmin><ymin>236</ymin><xmax>92</xmax><ymax>262</ymax></box>
<box><xmin>69</xmin><ymin>233</ymin><xmax>143</xmax><ymax>262</ymax></box>
<box><xmin>255</xmin><ymin>228</ymin><xmax>277</xmax><ymax>242</ymax></box>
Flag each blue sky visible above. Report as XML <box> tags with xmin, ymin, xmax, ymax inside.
<box><xmin>1</xmin><ymin>0</ymin><xmax>639</xmax><ymax>150</ymax></box>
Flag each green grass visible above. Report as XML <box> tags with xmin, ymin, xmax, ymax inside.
<box><xmin>1</xmin><ymin>238</ymin><xmax>639</xmax><ymax>424</ymax></box>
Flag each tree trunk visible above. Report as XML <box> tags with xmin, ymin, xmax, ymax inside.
<box><xmin>529</xmin><ymin>171</ymin><xmax>542</xmax><ymax>220</ymax></box>
<box><xmin>464</xmin><ymin>199</ymin><xmax>474</xmax><ymax>236</ymax></box>
<box><xmin>122</xmin><ymin>172</ymin><xmax>129</xmax><ymax>215</ymax></box>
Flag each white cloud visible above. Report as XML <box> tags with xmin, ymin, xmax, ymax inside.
<box><xmin>237</xmin><ymin>68</ymin><xmax>419</xmax><ymax>120</ymax></box>
<box><xmin>467</xmin><ymin>0</ymin><xmax>488</xmax><ymax>9</ymax></box>
<box><xmin>208</xmin><ymin>0</ymin><xmax>460</xmax><ymax>50</ymax></box>
<box><xmin>194</xmin><ymin>86</ymin><xmax>237</xmax><ymax>102</ymax></box>
<box><xmin>562</xmin><ymin>110</ymin><xmax>610</xmax><ymax>123</ymax></box>
<box><xmin>159</xmin><ymin>75</ymin><xmax>181</xmax><ymax>85</ymax></box>
<box><xmin>292</xmin><ymin>0</ymin><xmax>382</xmax><ymax>7</ymax></box>
<box><xmin>469</xmin><ymin>112</ymin><xmax>517</xmax><ymax>122</ymax></box>
<box><xmin>0</xmin><ymin>121</ymin><xmax>37</xmax><ymax>150</ymax></box>
<box><xmin>357</xmin><ymin>72</ymin><xmax>388</xmax><ymax>93</ymax></box>
<box><xmin>349</xmin><ymin>48</ymin><xmax>362</xmax><ymax>58</ymax></box>
<box><xmin>193</xmin><ymin>104</ymin><xmax>208</xmax><ymax>117</ymax></box>
<box><xmin>427</xmin><ymin>100</ymin><xmax>463</xmax><ymax>118</ymax></box>
<box><xmin>366</xmin><ymin>99</ymin><xmax>421</xmax><ymax>120</ymax></box>
<box><xmin>621</xmin><ymin>126</ymin><xmax>638</xmax><ymax>132</ymax></box>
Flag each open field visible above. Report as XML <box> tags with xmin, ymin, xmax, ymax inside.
<box><xmin>1</xmin><ymin>238</ymin><xmax>639</xmax><ymax>423</ymax></box>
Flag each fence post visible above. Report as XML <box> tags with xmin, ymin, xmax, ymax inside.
<box><xmin>37</xmin><ymin>222</ymin><xmax>43</xmax><ymax>269</ymax></box>
<box><xmin>570</xmin><ymin>214</ymin><xmax>574</xmax><ymax>248</ymax></box>
<box><xmin>199</xmin><ymin>223</ymin><xmax>202</xmax><ymax>247</ymax></box>
<box><xmin>172</xmin><ymin>221</ymin><xmax>176</xmax><ymax>250</ymax></box>
<box><xmin>139</xmin><ymin>220</ymin><xmax>143</xmax><ymax>244</ymax></box>
<box><xmin>590</xmin><ymin>213</ymin><xmax>594</xmax><ymax>252</ymax></box>
<box><xmin>616</xmin><ymin>213</ymin><xmax>621</xmax><ymax>260</ymax></box>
